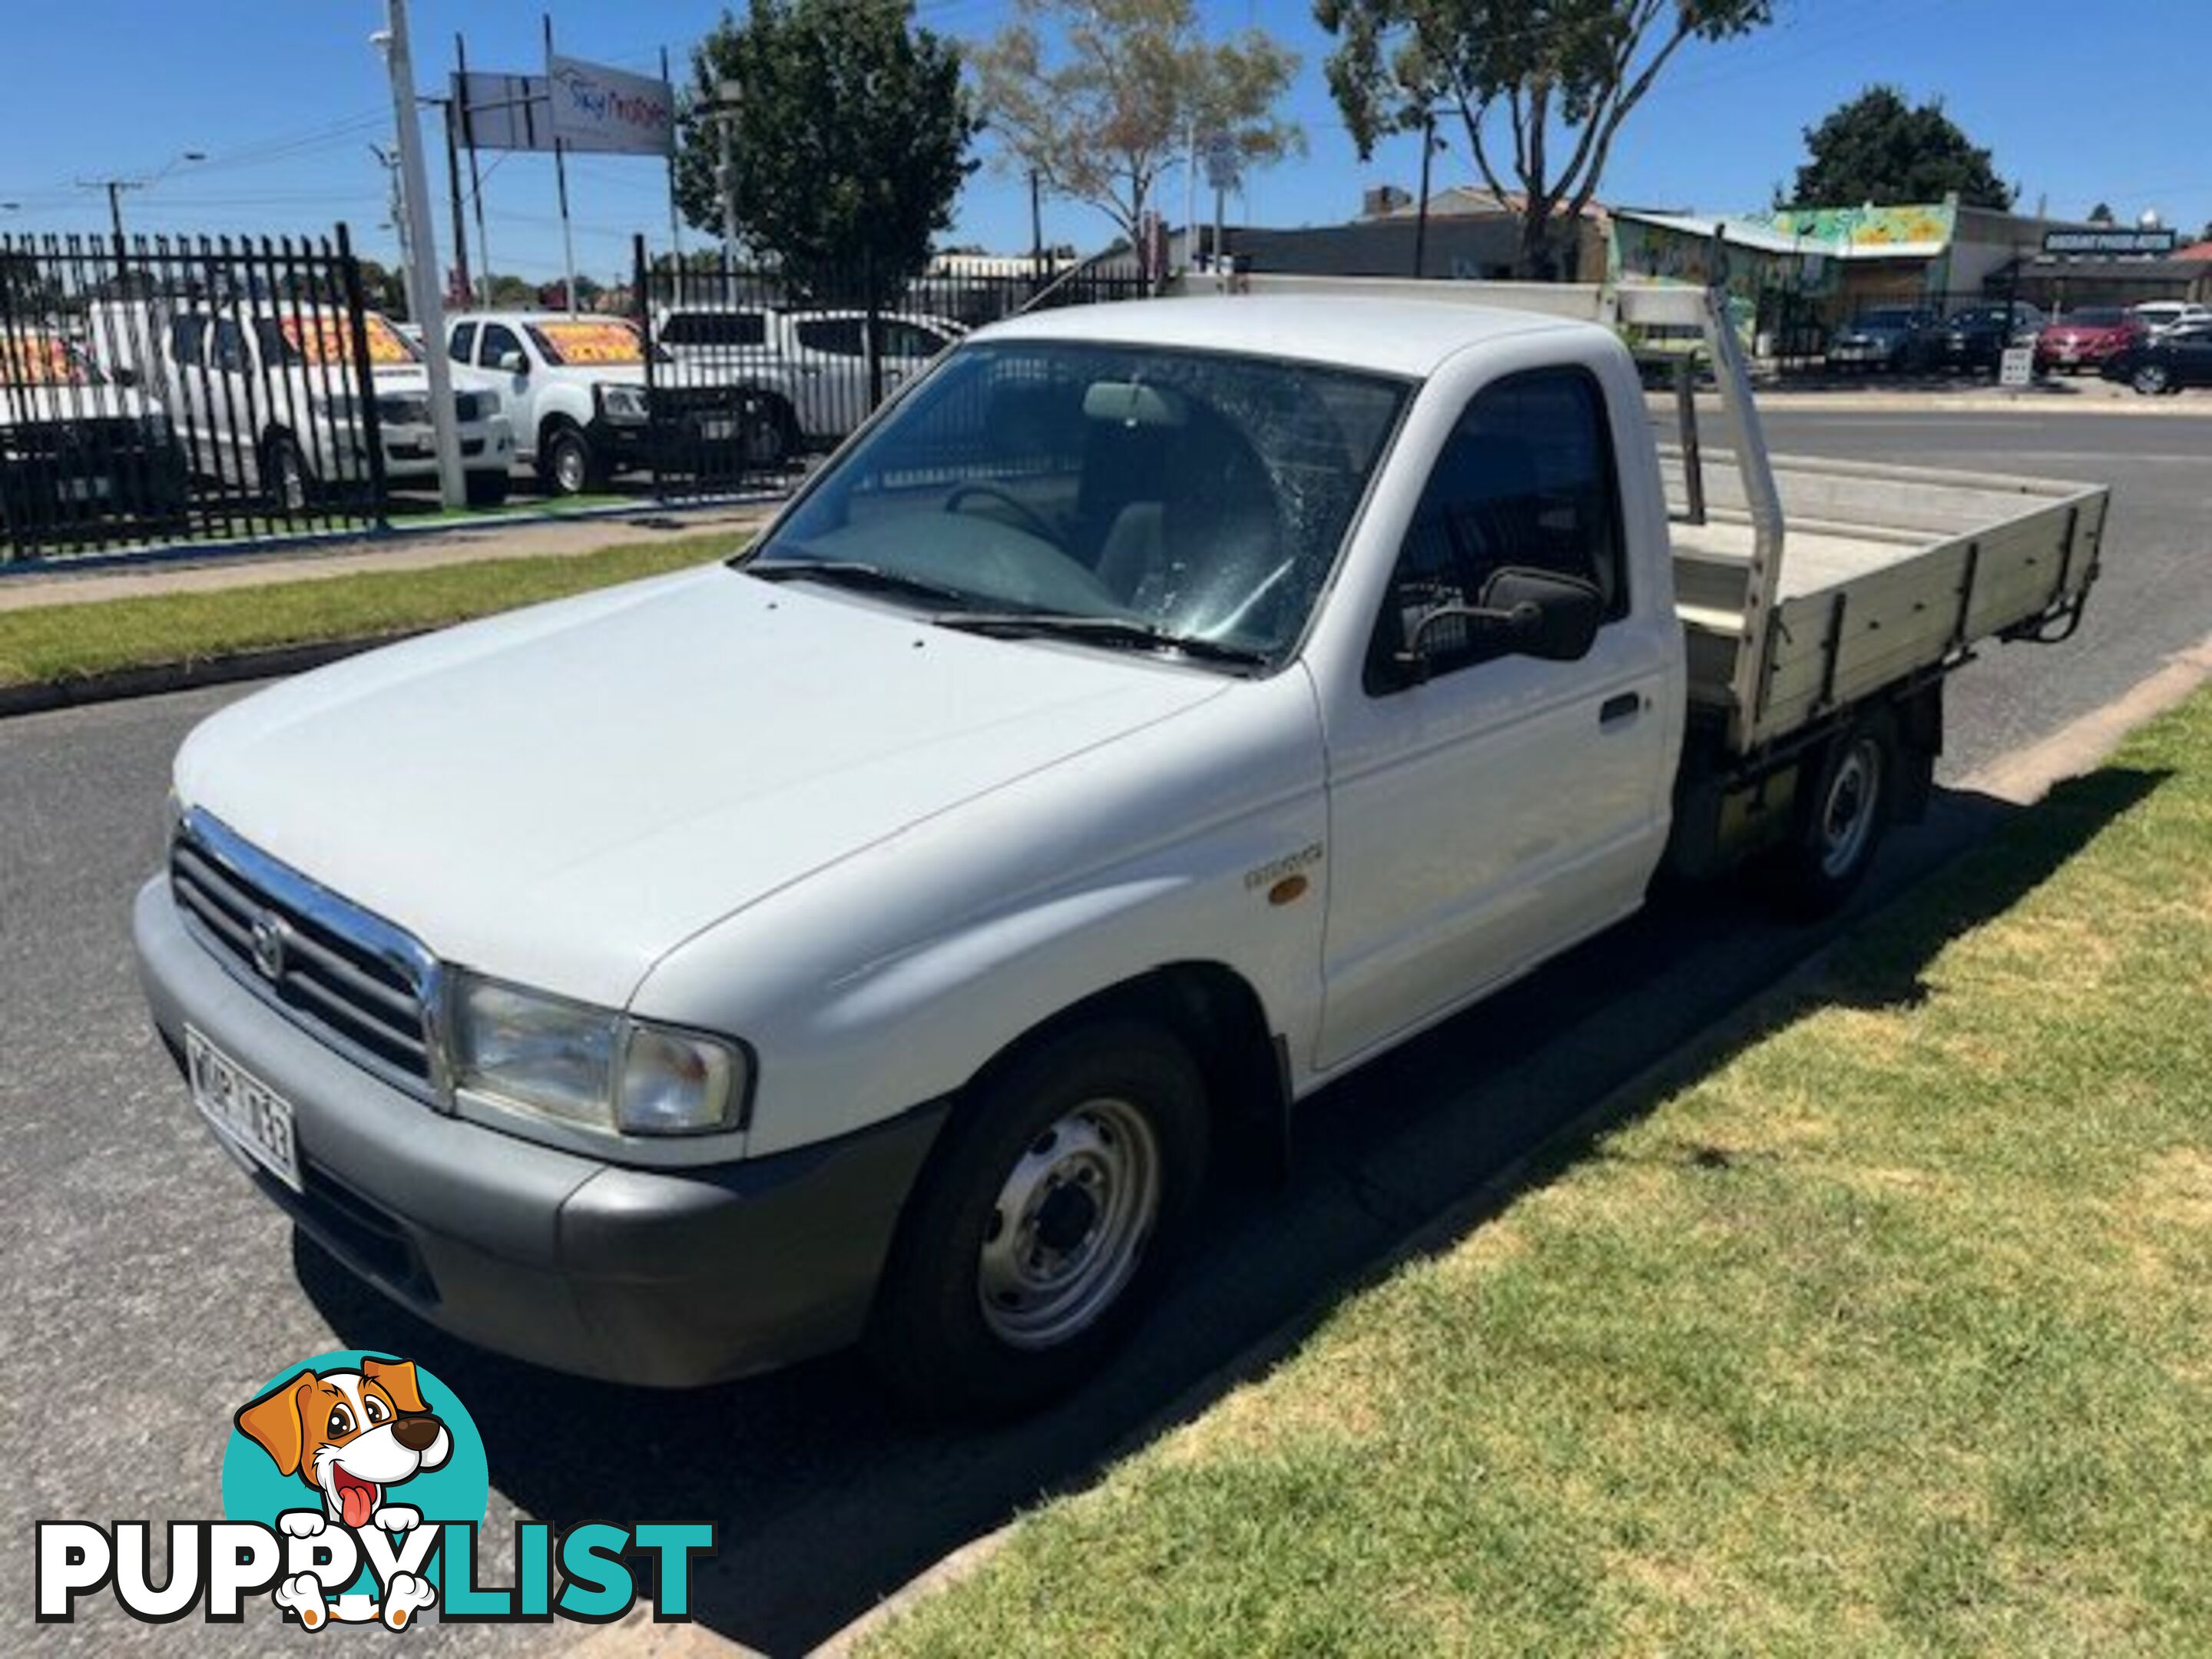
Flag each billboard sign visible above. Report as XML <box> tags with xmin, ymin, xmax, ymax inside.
<box><xmin>2041</xmin><ymin>228</ymin><xmax>2176</xmax><ymax>256</ymax></box>
<box><xmin>453</xmin><ymin>60</ymin><xmax>675</xmax><ymax>157</ymax></box>
<box><xmin>546</xmin><ymin>53</ymin><xmax>676</xmax><ymax>157</ymax></box>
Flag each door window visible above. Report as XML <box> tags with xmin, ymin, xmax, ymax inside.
<box><xmin>478</xmin><ymin>323</ymin><xmax>525</xmax><ymax>368</ymax></box>
<box><xmin>449</xmin><ymin>322</ymin><xmax>476</xmax><ymax>364</ymax></box>
<box><xmin>169</xmin><ymin>314</ymin><xmax>208</xmax><ymax>367</ymax></box>
<box><xmin>1369</xmin><ymin>367</ymin><xmax>1626</xmax><ymax>691</ymax></box>
<box><xmin>795</xmin><ymin>318</ymin><xmax>866</xmax><ymax>357</ymax></box>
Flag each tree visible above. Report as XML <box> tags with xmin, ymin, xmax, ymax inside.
<box><xmin>1317</xmin><ymin>0</ymin><xmax>1773</xmax><ymax>280</ymax></box>
<box><xmin>2087</xmin><ymin>201</ymin><xmax>2115</xmax><ymax>225</ymax></box>
<box><xmin>674</xmin><ymin>0</ymin><xmax>976</xmax><ymax>307</ymax></box>
<box><xmin>974</xmin><ymin>0</ymin><xmax>1303</xmax><ymax>250</ymax></box>
<box><xmin>1790</xmin><ymin>86</ymin><xmax>2012</xmax><ymax>210</ymax></box>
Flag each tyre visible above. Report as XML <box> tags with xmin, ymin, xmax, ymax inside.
<box><xmin>867</xmin><ymin>1018</ymin><xmax>1210</xmax><ymax>1419</ymax></box>
<box><xmin>464</xmin><ymin>469</ymin><xmax>511</xmax><ymax>508</ymax></box>
<box><xmin>538</xmin><ymin>426</ymin><xmax>600</xmax><ymax>498</ymax></box>
<box><xmin>737</xmin><ymin>396</ymin><xmax>795</xmax><ymax>471</ymax></box>
<box><xmin>1772</xmin><ymin>710</ymin><xmax>1897</xmax><ymax>918</ymax></box>
<box><xmin>263</xmin><ymin>434</ymin><xmax>314</xmax><ymax>515</ymax></box>
<box><xmin>2131</xmin><ymin>364</ymin><xmax>2172</xmax><ymax>396</ymax></box>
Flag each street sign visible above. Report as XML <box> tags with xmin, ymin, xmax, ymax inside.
<box><xmin>2041</xmin><ymin>227</ymin><xmax>2175</xmax><ymax>256</ymax></box>
<box><xmin>1999</xmin><ymin>346</ymin><xmax>2035</xmax><ymax>389</ymax></box>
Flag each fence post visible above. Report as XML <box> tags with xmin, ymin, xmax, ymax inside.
<box><xmin>335</xmin><ymin>223</ymin><xmax>391</xmax><ymax>530</ymax></box>
<box><xmin>863</xmin><ymin>244</ymin><xmax>884</xmax><ymax>412</ymax></box>
<box><xmin>634</xmin><ymin>233</ymin><xmax>662</xmax><ymax>501</ymax></box>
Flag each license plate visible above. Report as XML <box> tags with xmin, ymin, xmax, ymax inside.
<box><xmin>186</xmin><ymin>1026</ymin><xmax>302</xmax><ymax>1192</ymax></box>
<box><xmin>699</xmin><ymin>418</ymin><xmax>737</xmax><ymax>442</ymax></box>
<box><xmin>60</xmin><ymin>477</ymin><xmax>112</xmax><ymax>502</ymax></box>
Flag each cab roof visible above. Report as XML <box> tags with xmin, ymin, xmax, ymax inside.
<box><xmin>973</xmin><ymin>294</ymin><xmax>1598</xmax><ymax>379</ymax></box>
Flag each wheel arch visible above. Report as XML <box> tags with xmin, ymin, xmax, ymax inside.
<box><xmin>952</xmin><ymin>961</ymin><xmax>1290</xmax><ymax>1185</ymax></box>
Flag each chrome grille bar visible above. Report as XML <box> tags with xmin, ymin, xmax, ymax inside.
<box><xmin>169</xmin><ymin>809</ymin><xmax>442</xmax><ymax>1102</ymax></box>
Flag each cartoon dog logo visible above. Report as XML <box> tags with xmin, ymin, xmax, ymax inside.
<box><xmin>235</xmin><ymin>1356</ymin><xmax>451</xmax><ymax>1629</ymax></box>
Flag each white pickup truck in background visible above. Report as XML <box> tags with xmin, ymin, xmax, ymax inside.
<box><xmin>135</xmin><ymin>282</ymin><xmax>2107</xmax><ymax>1417</ymax></box>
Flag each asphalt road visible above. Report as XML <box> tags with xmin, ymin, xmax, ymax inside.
<box><xmin>2</xmin><ymin>407</ymin><xmax>2205</xmax><ymax>1655</ymax></box>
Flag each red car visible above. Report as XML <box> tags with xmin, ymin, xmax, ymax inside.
<box><xmin>2035</xmin><ymin>308</ymin><xmax>2146</xmax><ymax>374</ymax></box>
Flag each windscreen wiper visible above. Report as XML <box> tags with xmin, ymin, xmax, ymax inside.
<box><xmin>929</xmin><ymin>611</ymin><xmax>1270</xmax><ymax>670</ymax></box>
<box><xmin>743</xmin><ymin>558</ymin><xmax>979</xmax><ymax>611</ymax></box>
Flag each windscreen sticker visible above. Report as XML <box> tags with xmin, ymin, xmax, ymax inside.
<box><xmin>278</xmin><ymin>313</ymin><xmax>414</xmax><ymax>366</ymax></box>
<box><xmin>535</xmin><ymin>320</ymin><xmax>643</xmax><ymax>366</ymax></box>
<box><xmin>0</xmin><ymin>333</ymin><xmax>87</xmax><ymax>386</ymax></box>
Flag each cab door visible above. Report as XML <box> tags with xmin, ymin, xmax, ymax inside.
<box><xmin>1313</xmin><ymin>356</ymin><xmax>1679</xmax><ymax>1071</ymax></box>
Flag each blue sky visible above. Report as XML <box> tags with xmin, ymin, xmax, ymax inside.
<box><xmin>2</xmin><ymin>0</ymin><xmax>2207</xmax><ymax>283</ymax></box>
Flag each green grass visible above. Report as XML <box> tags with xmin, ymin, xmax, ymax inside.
<box><xmin>0</xmin><ymin>531</ymin><xmax>752</xmax><ymax>688</ymax></box>
<box><xmin>866</xmin><ymin>696</ymin><xmax>2212</xmax><ymax>1658</ymax></box>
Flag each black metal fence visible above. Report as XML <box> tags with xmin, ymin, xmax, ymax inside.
<box><xmin>0</xmin><ymin>227</ymin><xmax>402</xmax><ymax>563</ymax></box>
<box><xmin>631</xmin><ymin>240</ymin><xmax>1155</xmax><ymax>496</ymax></box>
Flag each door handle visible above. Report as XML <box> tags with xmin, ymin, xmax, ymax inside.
<box><xmin>1599</xmin><ymin>691</ymin><xmax>1643</xmax><ymax>727</ymax></box>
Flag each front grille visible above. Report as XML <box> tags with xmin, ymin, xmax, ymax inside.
<box><xmin>170</xmin><ymin>811</ymin><xmax>439</xmax><ymax>1100</ymax></box>
<box><xmin>651</xmin><ymin>386</ymin><xmax>741</xmax><ymax>419</ymax></box>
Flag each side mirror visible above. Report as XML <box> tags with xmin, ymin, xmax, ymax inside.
<box><xmin>1396</xmin><ymin>567</ymin><xmax>1603</xmax><ymax>682</ymax></box>
<box><xmin>498</xmin><ymin>350</ymin><xmax>527</xmax><ymax>375</ymax></box>
<box><xmin>112</xmin><ymin>366</ymin><xmax>138</xmax><ymax>388</ymax></box>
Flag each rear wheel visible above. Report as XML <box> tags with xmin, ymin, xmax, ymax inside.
<box><xmin>1773</xmin><ymin>710</ymin><xmax>1896</xmax><ymax>918</ymax></box>
<box><xmin>867</xmin><ymin>1018</ymin><xmax>1210</xmax><ymax>1419</ymax></box>
<box><xmin>737</xmin><ymin>396</ymin><xmax>795</xmax><ymax>471</ymax></box>
<box><xmin>2131</xmin><ymin>363</ymin><xmax>2174</xmax><ymax>396</ymax></box>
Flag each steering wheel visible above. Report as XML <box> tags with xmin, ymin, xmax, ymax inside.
<box><xmin>945</xmin><ymin>482</ymin><xmax>1060</xmax><ymax>548</ymax></box>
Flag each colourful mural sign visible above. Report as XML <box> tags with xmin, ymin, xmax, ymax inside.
<box><xmin>1743</xmin><ymin>202</ymin><xmax>1955</xmax><ymax>251</ymax></box>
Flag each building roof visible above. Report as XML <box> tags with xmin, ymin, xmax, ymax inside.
<box><xmin>2177</xmin><ymin>240</ymin><xmax>2212</xmax><ymax>261</ymax></box>
<box><xmin>975</xmin><ymin>294</ymin><xmax>1593</xmax><ymax>379</ymax></box>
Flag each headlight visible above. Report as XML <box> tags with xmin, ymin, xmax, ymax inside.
<box><xmin>311</xmin><ymin>392</ymin><xmax>360</xmax><ymax>423</ymax></box>
<box><xmin>450</xmin><ymin>973</ymin><xmax>746</xmax><ymax>1136</ymax></box>
<box><xmin>598</xmin><ymin>384</ymin><xmax>650</xmax><ymax>422</ymax></box>
<box><xmin>377</xmin><ymin>393</ymin><xmax>432</xmax><ymax>428</ymax></box>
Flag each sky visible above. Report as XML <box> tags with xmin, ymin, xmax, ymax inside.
<box><xmin>2</xmin><ymin>0</ymin><xmax>2208</xmax><ymax>284</ymax></box>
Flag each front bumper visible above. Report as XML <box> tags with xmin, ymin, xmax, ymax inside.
<box><xmin>134</xmin><ymin>877</ymin><xmax>946</xmax><ymax>1387</ymax></box>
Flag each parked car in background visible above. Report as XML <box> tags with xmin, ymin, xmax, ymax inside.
<box><xmin>447</xmin><ymin>311</ymin><xmax>658</xmax><ymax>495</ymax></box>
<box><xmin>1825</xmin><ymin>307</ymin><xmax>1941</xmax><ymax>373</ymax></box>
<box><xmin>88</xmin><ymin>301</ymin><xmax>514</xmax><ymax>508</ymax></box>
<box><xmin>2100</xmin><ymin>320</ymin><xmax>2212</xmax><ymax>394</ymax></box>
<box><xmin>653</xmin><ymin>304</ymin><xmax>965</xmax><ymax>449</ymax></box>
<box><xmin>449</xmin><ymin>309</ymin><xmax>790</xmax><ymax>495</ymax></box>
<box><xmin>1</xmin><ymin>327</ymin><xmax>187</xmax><ymax>548</ymax></box>
<box><xmin>2034</xmin><ymin>308</ymin><xmax>2147</xmax><ymax>375</ymax></box>
<box><xmin>1937</xmin><ymin>303</ymin><xmax>2045</xmax><ymax>371</ymax></box>
<box><xmin>2128</xmin><ymin>300</ymin><xmax>2212</xmax><ymax>339</ymax></box>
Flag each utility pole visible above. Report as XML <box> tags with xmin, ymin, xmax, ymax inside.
<box><xmin>78</xmin><ymin>153</ymin><xmax>203</xmax><ymax>246</ymax></box>
<box><xmin>376</xmin><ymin>0</ymin><xmax>466</xmax><ymax>510</ymax></box>
<box><xmin>543</xmin><ymin>13</ymin><xmax>578</xmax><ymax>315</ymax></box>
<box><xmin>370</xmin><ymin>144</ymin><xmax>419</xmax><ymax>320</ymax></box>
<box><xmin>438</xmin><ymin>98</ymin><xmax>471</xmax><ymax>305</ymax></box>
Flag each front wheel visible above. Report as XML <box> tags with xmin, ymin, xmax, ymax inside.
<box><xmin>1772</xmin><ymin>711</ymin><xmax>1896</xmax><ymax>918</ymax></box>
<box><xmin>2132</xmin><ymin>364</ymin><xmax>2173</xmax><ymax>396</ymax></box>
<box><xmin>867</xmin><ymin>1019</ymin><xmax>1210</xmax><ymax>1419</ymax></box>
<box><xmin>538</xmin><ymin>426</ymin><xmax>600</xmax><ymax>498</ymax></box>
<box><xmin>263</xmin><ymin>434</ymin><xmax>314</xmax><ymax>515</ymax></box>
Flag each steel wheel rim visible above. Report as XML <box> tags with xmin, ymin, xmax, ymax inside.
<box><xmin>274</xmin><ymin>447</ymin><xmax>305</xmax><ymax>512</ymax></box>
<box><xmin>978</xmin><ymin>1097</ymin><xmax>1161</xmax><ymax>1350</ymax></box>
<box><xmin>554</xmin><ymin>442</ymin><xmax>586</xmax><ymax>494</ymax></box>
<box><xmin>1819</xmin><ymin>737</ymin><xmax>1883</xmax><ymax>879</ymax></box>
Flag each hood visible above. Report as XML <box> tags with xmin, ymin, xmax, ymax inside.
<box><xmin>175</xmin><ymin>566</ymin><xmax>1229</xmax><ymax>1006</ymax></box>
<box><xmin>1</xmin><ymin>383</ymin><xmax>161</xmax><ymax>423</ymax></box>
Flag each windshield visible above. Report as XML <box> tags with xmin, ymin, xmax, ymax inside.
<box><xmin>528</xmin><ymin>318</ymin><xmax>645</xmax><ymax>367</ymax></box>
<box><xmin>0</xmin><ymin>332</ymin><xmax>104</xmax><ymax>387</ymax></box>
<box><xmin>1855</xmin><ymin>309</ymin><xmax>1919</xmax><ymax>328</ymax></box>
<box><xmin>257</xmin><ymin>311</ymin><xmax>420</xmax><ymax>368</ymax></box>
<box><xmin>750</xmin><ymin>339</ymin><xmax>1409</xmax><ymax>664</ymax></box>
<box><xmin>2061</xmin><ymin>309</ymin><xmax>2128</xmax><ymax>327</ymax></box>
